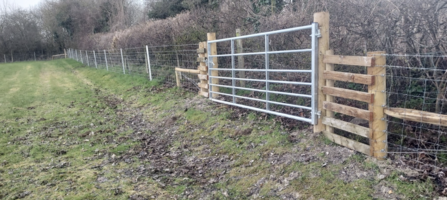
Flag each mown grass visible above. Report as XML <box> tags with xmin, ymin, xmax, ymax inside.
<box><xmin>0</xmin><ymin>59</ymin><xmax>438</xmax><ymax>199</ymax></box>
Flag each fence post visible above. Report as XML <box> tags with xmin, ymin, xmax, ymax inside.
<box><xmin>313</xmin><ymin>12</ymin><xmax>330</xmax><ymax>133</ymax></box>
<box><xmin>93</xmin><ymin>50</ymin><xmax>97</xmax><ymax>68</ymax></box>
<box><xmin>367</xmin><ymin>51</ymin><xmax>387</xmax><ymax>160</ymax></box>
<box><xmin>236</xmin><ymin>29</ymin><xmax>246</xmax><ymax>87</ymax></box>
<box><xmin>86</xmin><ymin>51</ymin><xmax>90</xmax><ymax>66</ymax></box>
<box><xmin>80</xmin><ymin>50</ymin><xmax>83</xmax><ymax>64</ymax></box>
<box><xmin>120</xmin><ymin>48</ymin><xmax>125</xmax><ymax>74</ymax></box>
<box><xmin>34</xmin><ymin>52</ymin><xmax>36</xmax><ymax>61</ymax></box>
<box><xmin>4</xmin><ymin>54</ymin><xmax>6</xmax><ymax>63</ymax></box>
<box><xmin>64</xmin><ymin>49</ymin><xmax>67</xmax><ymax>59</ymax></box>
<box><xmin>76</xmin><ymin>50</ymin><xmax>78</xmax><ymax>61</ymax></box>
<box><xmin>104</xmin><ymin>50</ymin><xmax>108</xmax><ymax>71</ymax></box>
<box><xmin>145</xmin><ymin>45</ymin><xmax>152</xmax><ymax>81</ymax></box>
<box><xmin>197</xmin><ymin>42</ymin><xmax>208</xmax><ymax>96</ymax></box>
<box><xmin>207</xmin><ymin>33</ymin><xmax>219</xmax><ymax>98</ymax></box>
<box><xmin>11</xmin><ymin>52</ymin><xmax>13</xmax><ymax>62</ymax></box>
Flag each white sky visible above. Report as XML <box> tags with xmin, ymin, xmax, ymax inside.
<box><xmin>5</xmin><ymin>0</ymin><xmax>43</xmax><ymax>10</ymax></box>
<box><xmin>5</xmin><ymin>0</ymin><xmax>145</xmax><ymax>10</ymax></box>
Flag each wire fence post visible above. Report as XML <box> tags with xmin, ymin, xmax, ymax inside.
<box><xmin>93</xmin><ymin>50</ymin><xmax>97</xmax><ymax>68</ymax></box>
<box><xmin>120</xmin><ymin>48</ymin><xmax>125</xmax><ymax>74</ymax></box>
<box><xmin>80</xmin><ymin>50</ymin><xmax>83</xmax><ymax>64</ymax></box>
<box><xmin>34</xmin><ymin>52</ymin><xmax>36</xmax><ymax>61</ymax></box>
<box><xmin>145</xmin><ymin>45</ymin><xmax>152</xmax><ymax>81</ymax></box>
<box><xmin>368</xmin><ymin>51</ymin><xmax>387</xmax><ymax>160</ymax></box>
<box><xmin>4</xmin><ymin>54</ymin><xmax>6</xmax><ymax>63</ymax></box>
<box><xmin>104</xmin><ymin>50</ymin><xmax>108</xmax><ymax>71</ymax></box>
<box><xmin>86</xmin><ymin>51</ymin><xmax>90</xmax><ymax>66</ymax></box>
<box><xmin>11</xmin><ymin>52</ymin><xmax>13</xmax><ymax>63</ymax></box>
<box><xmin>75</xmin><ymin>50</ymin><xmax>78</xmax><ymax>61</ymax></box>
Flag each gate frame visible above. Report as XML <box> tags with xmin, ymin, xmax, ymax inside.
<box><xmin>206</xmin><ymin>23</ymin><xmax>321</xmax><ymax>125</ymax></box>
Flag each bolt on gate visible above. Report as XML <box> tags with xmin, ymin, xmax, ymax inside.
<box><xmin>206</xmin><ymin>23</ymin><xmax>320</xmax><ymax>124</ymax></box>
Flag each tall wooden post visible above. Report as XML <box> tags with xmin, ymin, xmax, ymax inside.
<box><xmin>64</xmin><ymin>49</ymin><xmax>67</xmax><ymax>59</ymax></box>
<box><xmin>367</xmin><ymin>51</ymin><xmax>387</xmax><ymax>160</ymax></box>
<box><xmin>207</xmin><ymin>33</ymin><xmax>219</xmax><ymax>98</ymax></box>
<box><xmin>236</xmin><ymin>29</ymin><xmax>246</xmax><ymax>87</ymax></box>
<box><xmin>313</xmin><ymin>12</ymin><xmax>330</xmax><ymax>133</ymax></box>
<box><xmin>198</xmin><ymin>42</ymin><xmax>209</xmax><ymax>96</ymax></box>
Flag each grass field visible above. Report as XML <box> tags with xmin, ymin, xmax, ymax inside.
<box><xmin>0</xmin><ymin>59</ymin><xmax>438</xmax><ymax>199</ymax></box>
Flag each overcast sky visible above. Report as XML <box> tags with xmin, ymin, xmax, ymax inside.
<box><xmin>6</xmin><ymin>0</ymin><xmax>43</xmax><ymax>10</ymax></box>
<box><xmin>5</xmin><ymin>0</ymin><xmax>145</xmax><ymax>10</ymax></box>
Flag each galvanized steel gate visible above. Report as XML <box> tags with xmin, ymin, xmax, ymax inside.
<box><xmin>207</xmin><ymin>23</ymin><xmax>320</xmax><ymax>125</ymax></box>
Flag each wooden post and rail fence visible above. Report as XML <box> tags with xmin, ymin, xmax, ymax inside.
<box><xmin>173</xmin><ymin>12</ymin><xmax>447</xmax><ymax>160</ymax></box>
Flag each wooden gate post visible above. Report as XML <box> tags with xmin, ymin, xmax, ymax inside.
<box><xmin>367</xmin><ymin>51</ymin><xmax>387</xmax><ymax>160</ymax></box>
<box><xmin>207</xmin><ymin>33</ymin><xmax>219</xmax><ymax>98</ymax></box>
<box><xmin>197</xmin><ymin>42</ymin><xmax>209</xmax><ymax>97</ymax></box>
<box><xmin>314</xmin><ymin>12</ymin><xmax>330</xmax><ymax>133</ymax></box>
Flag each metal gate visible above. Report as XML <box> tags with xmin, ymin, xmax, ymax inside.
<box><xmin>207</xmin><ymin>23</ymin><xmax>320</xmax><ymax>124</ymax></box>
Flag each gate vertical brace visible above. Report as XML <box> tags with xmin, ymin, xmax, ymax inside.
<box><xmin>313</xmin><ymin>12</ymin><xmax>330</xmax><ymax>132</ymax></box>
<box><xmin>265</xmin><ymin>35</ymin><xmax>270</xmax><ymax>110</ymax></box>
<box><xmin>231</xmin><ymin>40</ymin><xmax>236</xmax><ymax>103</ymax></box>
<box><xmin>311</xmin><ymin>22</ymin><xmax>319</xmax><ymax>125</ymax></box>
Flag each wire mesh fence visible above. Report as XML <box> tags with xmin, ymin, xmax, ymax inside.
<box><xmin>326</xmin><ymin>53</ymin><xmax>447</xmax><ymax>169</ymax></box>
<box><xmin>68</xmin><ymin>44</ymin><xmax>200</xmax><ymax>91</ymax></box>
<box><xmin>384</xmin><ymin>54</ymin><xmax>447</xmax><ymax>169</ymax></box>
<box><xmin>1</xmin><ymin>52</ymin><xmax>54</xmax><ymax>63</ymax></box>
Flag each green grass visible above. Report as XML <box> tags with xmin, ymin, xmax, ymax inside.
<box><xmin>0</xmin><ymin>59</ymin><xmax>438</xmax><ymax>199</ymax></box>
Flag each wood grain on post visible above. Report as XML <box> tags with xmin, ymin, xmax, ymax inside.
<box><xmin>323</xmin><ymin>71</ymin><xmax>375</xmax><ymax>85</ymax></box>
<box><xmin>367</xmin><ymin>51</ymin><xmax>387</xmax><ymax>160</ymax></box>
<box><xmin>314</xmin><ymin>12</ymin><xmax>330</xmax><ymax>133</ymax></box>
<box><xmin>236</xmin><ymin>29</ymin><xmax>245</xmax><ymax>87</ymax></box>
<box><xmin>325</xmin><ymin>50</ymin><xmax>334</xmax><ymax>133</ymax></box>
<box><xmin>198</xmin><ymin>42</ymin><xmax>209</xmax><ymax>97</ymax></box>
<box><xmin>207</xmin><ymin>33</ymin><xmax>219</xmax><ymax>98</ymax></box>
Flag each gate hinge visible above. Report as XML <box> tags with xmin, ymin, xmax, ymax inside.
<box><xmin>316</xmin><ymin>111</ymin><xmax>322</xmax><ymax>118</ymax></box>
<box><xmin>311</xmin><ymin>29</ymin><xmax>322</xmax><ymax>38</ymax></box>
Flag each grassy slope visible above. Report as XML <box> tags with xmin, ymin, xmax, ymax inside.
<box><xmin>0</xmin><ymin>59</ymin><xmax>436</xmax><ymax>199</ymax></box>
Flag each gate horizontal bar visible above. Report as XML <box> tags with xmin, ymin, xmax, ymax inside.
<box><xmin>208</xmin><ymin>49</ymin><xmax>312</xmax><ymax>58</ymax></box>
<box><xmin>211</xmin><ymin>91</ymin><xmax>312</xmax><ymax>110</ymax></box>
<box><xmin>209</xmin><ymin>76</ymin><xmax>312</xmax><ymax>86</ymax></box>
<box><xmin>210</xmin><ymin>98</ymin><xmax>313</xmax><ymax>123</ymax></box>
<box><xmin>209</xmin><ymin>25</ymin><xmax>313</xmax><ymax>43</ymax></box>
<box><xmin>209</xmin><ymin>69</ymin><xmax>312</xmax><ymax>73</ymax></box>
<box><xmin>209</xmin><ymin>83</ymin><xmax>312</xmax><ymax>98</ymax></box>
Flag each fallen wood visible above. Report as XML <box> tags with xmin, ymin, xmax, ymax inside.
<box><xmin>324</xmin><ymin>55</ymin><xmax>375</xmax><ymax>67</ymax></box>
<box><xmin>323</xmin><ymin>131</ymin><xmax>370</xmax><ymax>155</ymax></box>
<box><xmin>323</xmin><ymin>101</ymin><xmax>373</xmax><ymax>121</ymax></box>
<box><xmin>322</xmin><ymin>117</ymin><xmax>370</xmax><ymax>138</ymax></box>
<box><xmin>384</xmin><ymin>107</ymin><xmax>447</xmax><ymax>127</ymax></box>
<box><xmin>322</xmin><ymin>86</ymin><xmax>374</xmax><ymax>103</ymax></box>
<box><xmin>175</xmin><ymin>67</ymin><xmax>200</xmax><ymax>74</ymax></box>
<box><xmin>323</xmin><ymin>70</ymin><xmax>375</xmax><ymax>85</ymax></box>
